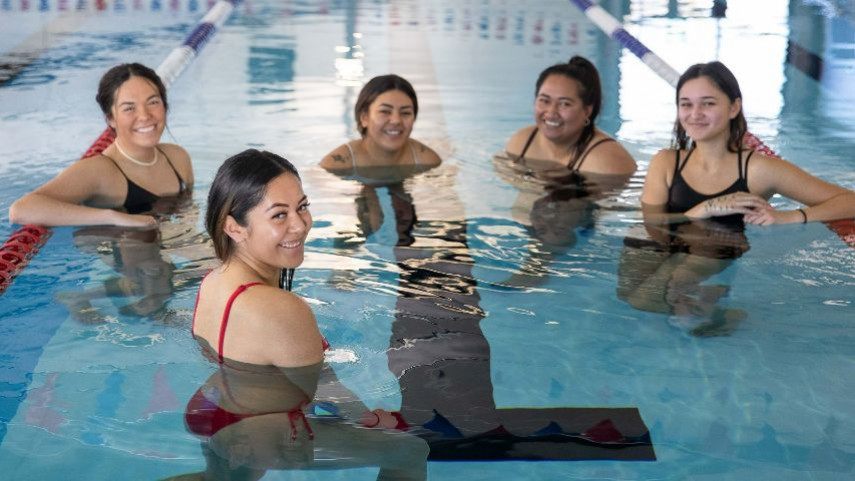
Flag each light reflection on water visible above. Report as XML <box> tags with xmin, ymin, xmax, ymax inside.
<box><xmin>1</xmin><ymin>0</ymin><xmax>855</xmax><ymax>479</ymax></box>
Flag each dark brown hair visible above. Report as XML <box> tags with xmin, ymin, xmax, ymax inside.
<box><xmin>673</xmin><ymin>61</ymin><xmax>746</xmax><ymax>152</ymax></box>
<box><xmin>354</xmin><ymin>74</ymin><xmax>418</xmax><ymax>137</ymax></box>
<box><xmin>95</xmin><ymin>63</ymin><xmax>168</xmax><ymax>125</ymax></box>
<box><xmin>206</xmin><ymin>149</ymin><xmax>301</xmax><ymax>261</ymax></box>
<box><xmin>534</xmin><ymin>56</ymin><xmax>602</xmax><ymax>167</ymax></box>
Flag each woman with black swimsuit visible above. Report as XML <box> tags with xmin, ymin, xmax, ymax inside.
<box><xmin>619</xmin><ymin>61</ymin><xmax>855</xmax><ymax>335</ymax></box>
<box><xmin>642</xmin><ymin>61</ymin><xmax>855</xmax><ymax>224</ymax></box>
<box><xmin>505</xmin><ymin>56</ymin><xmax>635</xmax><ymax>176</ymax></box>
<box><xmin>9</xmin><ymin>63</ymin><xmax>193</xmax><ymax>227</ymax></box>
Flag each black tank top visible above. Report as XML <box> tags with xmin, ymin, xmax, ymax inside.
<box><xmin>517</xmin><ymin>127</ymin><xmax>614</xmax><ymax>172</ymax></box>
<box><xmin>104</xmin><ymin>147</ymin><xmax>187</xmax><ymax>214</ymax></box>
<box><xmin>667</xmin><ymin>148</ymin><xmax>753</xmax><ymax>224</ymax></box>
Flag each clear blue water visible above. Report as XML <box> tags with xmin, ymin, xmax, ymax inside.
<box><xmin>1</xmin><ymin>1</ymin><xmax>855</xmax><ymax>479</ymax></box>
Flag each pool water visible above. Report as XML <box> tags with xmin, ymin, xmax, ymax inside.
<box><xmin>1</xmin><ymin>1</ymin><xmax>854</xmax><ymax>479</ymax></box>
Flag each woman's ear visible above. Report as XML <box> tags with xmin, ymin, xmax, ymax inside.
<box><xmin>106</xmin><ymin>114</ymin><xmax>116</xmax><ymax>130</ymax></box>
<box><xmin>224</xmin><ymin>215</ymin><xmax>247</xmax><ymax>244</ymax></box>
<box><xmin>729</xmin><ymin>97</ymin><xmax>742</xmax><ymax>119</ymax></box>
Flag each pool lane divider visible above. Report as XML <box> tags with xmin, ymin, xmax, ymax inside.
<box><xmin>0</xmin><ymin>0</ymin><xmax>239</xmax><ymax>297</ymax></box>
<box><xmin>567</xmin><ymin>0</ymin><xmax>855</xmax><ymax>246</ymax></box>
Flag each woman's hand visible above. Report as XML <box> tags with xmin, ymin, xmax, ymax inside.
<box><xmin>359</xmin><ymin>409</ymin><xmax>400</xmax><ymax>429</ymax></box>
<box><xmin>743</xmin><ymin>206</ymin><xmax>807</xmax><ymax>225</ymax></box>
<box><xmin>686</xmin><ymin>192</ymin><xmax>770</xmax><ymax>219</ymax></box>
<box><xmin>111</xmin><ymin>211</ymin><xmax>158</xmax><ymax>228</ymax></box>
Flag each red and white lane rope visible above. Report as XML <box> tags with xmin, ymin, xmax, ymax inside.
<box><xmin>0</xmin><ymin>1</ymin><xmax>239</xmax><ymax>295</ymax></box>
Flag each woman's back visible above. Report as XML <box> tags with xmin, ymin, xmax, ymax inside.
<box><xmin>191</xmin><ymin>267</ymin><xmax>324</xmax><ymax>369</ymax></box>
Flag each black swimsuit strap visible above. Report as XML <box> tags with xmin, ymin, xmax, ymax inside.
<box><xmin>517</xmin><ymin>127</ymin><xmax>539</xmax><ymax>163</ymax></box>
<box><xmin>675</xmin><ymin>147</ymin><xmax>694</xmax><ymax>174</ymax></box>
<box><xmin>673</xmin><ymin>147</ymin><xmax>753</xmax><ymax>191</ymax></box>
<box><xmin>104</xmin><ymin>148</ymin><xmax>185</xmax><ymax>192</ymax></box>
<box><xmin>742</xmin><ymin>149</ymin><xmax>754</xmax><ymax>181</ymax></box>
<box><xmin>102</xmin><ymin>153</ymin><xmax>130</xmax><ymax>180</ymax></box>
<box><xmin>570</xmin><ymin>137</ymin><xmax>615</xmax><ymax>172</ymax></box>
<box><xmin>157</xmin><ymin>147</ymin><xmax>187</xmax><ymax>192</ymax></box>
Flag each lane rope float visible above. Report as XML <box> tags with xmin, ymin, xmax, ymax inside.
<box><xmin>0</xmin><ymin>0</ymin><xmax>239</xmax><ymax>296</ymax></box>
<box><xmin>568</xmin><ymin>0</ymin><xmax>854</xmax><ymax>244</ymax></box>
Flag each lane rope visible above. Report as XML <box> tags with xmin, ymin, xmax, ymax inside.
<box><xmin>0</xmin><ymin>0</ymin><xmax>239</xmax><ymax>296</ymax></box>
<box><xmin>568</xmin><ymin>0</ymin><xmax>854</xmax><ymax>245</ymax></box>
<box><xmin>567</xmin><ymin>0</ymin><xmax>776</xmax><ymax>155</ymax></box>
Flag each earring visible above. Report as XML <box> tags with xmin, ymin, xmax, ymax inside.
<box><xmin>584</xmin><ymin>117</ymin><xmax>590</xmax><ymax>126</ymax></box>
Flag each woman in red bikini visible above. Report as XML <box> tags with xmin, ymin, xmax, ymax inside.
<box><xmin>9</xmin><ymin>63</ymin><xmax>192</xmax><ymax>228</ymax></box>
<box><xmin>179</xmin><ymin>149</ymin><xmax>427</xmax><ymax>480</ymax></box>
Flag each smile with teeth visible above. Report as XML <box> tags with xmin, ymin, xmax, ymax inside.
<box><xmin>383</xmin><ymin>128</ymin><xmax>403</xmax><ymax>136</ymax></box>
<box><xmin>279</xmin><ymin>240</ymin><xmax>303</xmax><ymax>249</ymax></box>
<box><xmin>134</xmin><ymin>125</ymin><xmax>157</xmax><ymax>134</ymax></box>
<box><xmin>543</xmin><ymin>119</ymin><xmax>562</xmax><ymax>127</ymax></box>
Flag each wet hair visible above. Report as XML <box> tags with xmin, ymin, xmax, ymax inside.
<box><xmin>95</xmin><ymin>63</ymin><xmax>168</xmax><ymax>124</ymax></box>
<box><xmin>673</xmin><ymin>61</ymin><xmax>746</xmax><ymax>152</ymax></box>
<box><xmin>354</xmin><ymin>74</ymin><xmax>419</xmax><ymax>137</ymax></box>
<box><xmin>534</xmin><ymin>56</ymin><xmax>602</xmax><ymax>167</ymax></box>
<box><xmin>206</xmin><ymin>149</ymin><xmax>301</xmax><ymax>261</ymax></box>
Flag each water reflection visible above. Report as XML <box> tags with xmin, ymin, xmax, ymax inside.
<box><xmin>322</xmin><ymin>161</ymin><xmax>655</xmax><ymax>461</ymax></box>
<box><xmin>617</xmin><ymin>216</ymin><xmax>750</xmax><ymax>337</ymax></box>
<box><xmin>492</xmin><ymin>154</ymin><xmax>629</xmax><ymax>287</ymax></box>
<box><xmin>168</xmin><ymin>359</ymin><xmax>428</xmax><ymax>480</ymax></box>
<box><xmin>55</xmin><ymin>194</ymin><xmax>211</xmax><ymax>324</ymax></box>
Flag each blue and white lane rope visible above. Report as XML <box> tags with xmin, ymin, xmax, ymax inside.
<box><xmin>568</xmin><ymin>0</ymin><xmax>680</xmax><ymax>87</ymax></box>
<box><xmin>156</xmin><ymin>0</ymin><xmax>237</xmax><ymax>88</ymax></box>
<box><xmin>568</xmin><ymin>0</ymin><xmax>775</xmax><ymax>155</ymax></box>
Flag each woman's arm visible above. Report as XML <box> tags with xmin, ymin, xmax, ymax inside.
<box><xmin>505</xmin><ymin>125</ymin><xmax>536</xmax><ymax>157</ymax></box>
<box><xmin>320</xmin><ymin>143</ymin><xmax>355</xmax><ymax>171</ymax></box>
<box><xmin>160</xmin><ymin>143</ymin><xmax>194</xmax><ymax>187</ymax></box>
<box><xmin>641</xmin><ymin>149</ymin><xmax>690</xmax><ymax>225</ymax></box>
<box><xmin>745</xmin><ymin>154</ymin><xmax>855</xmax><ymax>224</ymax></box>
<box><xmin>409</xmin><ymin>139</ymin><xmax>442</xmax><ymax>167</ymax></box>
<box><xmin>252</xmin><ymin>288</ymin><xmax>326</xmax><ymax>368</ymax></box>
<box><xmin>641</xmin><ymin>149</ymin><xmax>770</xmax><ymax>223</ymax></box>
<box><xmin>582</xmin><ymin>136</ymin><xmax>637</xmax><ymax>176</ymax></box>
<box><xmin>8</xmin><ymin>157</ymin><xmax>156</xmax><ymax>227</ymax></box>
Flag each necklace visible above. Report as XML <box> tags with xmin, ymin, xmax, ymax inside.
<box><xmin>115</xmin><ymin>139</ymin><xmax>158</xmax><ymax>167</ymax></box>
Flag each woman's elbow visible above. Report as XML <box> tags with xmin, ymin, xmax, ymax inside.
<box><xmin>8</xmin><ymin>198</ymin><xmax>29</xmax><ymax>225</ymax></box>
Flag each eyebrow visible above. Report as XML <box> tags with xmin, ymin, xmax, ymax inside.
<box><xmin>378</xmin><ymin>103</ymin><xmax>413</xmax><ymax>110</ymax></box>
<box><xmin>265</xmin><ymin>195</ymin><xmax>308</xmax><ymax>211</ymax></box>
<box><xmin>679</xmin><ymin>96</ymin><xmax>718</xmax><ymax>101</ymax></box>
<box><xmin>538</xmin><ymin>93</ymin><xmax>573</xmax><ymax>101</ymax></box>
<box><xmin>118</xmin><ymin>94</ymin><xmax>161</xmax><ymax>107</ymax></box>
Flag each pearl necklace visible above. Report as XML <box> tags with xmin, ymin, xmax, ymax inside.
<box><xmin>115</xmin><ymin>139</ymin><xmax>159</xmax><ymax>167</ymax></box>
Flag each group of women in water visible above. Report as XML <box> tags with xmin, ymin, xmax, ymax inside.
<box><xmin>7</xmin><ymin>56</ymin><xmax>855</xmax><ymax>477</ymax></box>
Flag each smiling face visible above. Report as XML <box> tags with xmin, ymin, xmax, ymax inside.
<box><xmin>534</xmin><ymin>74</ymin><xmax>593</xmax><ymax>145</ymax></box>
<box><xmin>359</xmin><ymin>90</ymin><xmax>415</xmax><ymax>153</ymax></box>
<box><xmin>234</xmin><ymin>173</ymin><xmax>313</xmax><ymax>269</ymax></box>
<box><xmin>108</xmin><ymin>75</ymin><xmax>166</xmax><ymax>152</ymax></box>
<box><xmin>677</xmin><ymin>76</ymin><xmax>741</xmax><ymax>144</ymax></box>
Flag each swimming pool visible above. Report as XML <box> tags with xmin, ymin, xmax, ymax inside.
<box><xmin>1</xmin><ymin>0</ymin><xmax>854</xmax><ymax>479</ymax></box>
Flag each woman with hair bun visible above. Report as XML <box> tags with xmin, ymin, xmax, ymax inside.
<box><xmin>506</xmin><ymin>56</ymin><xmax>636</xmax><ymax>176</ymax></box>
<box><xmin>9</xmin><ymin>63</ymin><xmax>192</xmax><ymax>227</ymax></box>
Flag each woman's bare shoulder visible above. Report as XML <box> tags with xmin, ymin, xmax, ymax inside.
<box><xmin>320</xmin><ymin>142</ymin><xmax>356</xmax><ymax>170</ymax></box>
<box><xmin>583</xmin><ymin>133</ymin><xmax>637</xmax><ymax>175</ymax></box>
<box><xmin>505</xmin><ymin>125</ymin><xmax>537</xmax><ymax>154</ymax></box>
<box><xmin>410</xmin><ymin>139</ymin><xmax>442</xmax><ymax>166</ymax></box>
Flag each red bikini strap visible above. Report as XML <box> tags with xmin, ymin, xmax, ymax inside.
<box><xmin>218</xmin><ymin>282</ymin><xmax>263</xmax><ymax>363</ymax></box>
